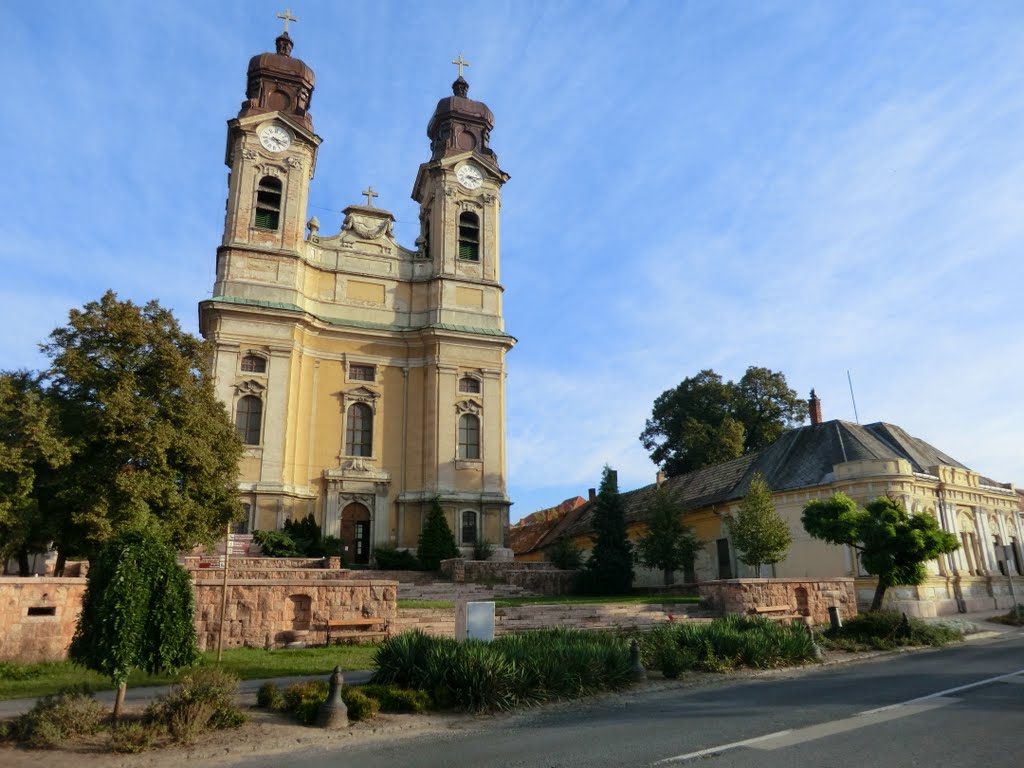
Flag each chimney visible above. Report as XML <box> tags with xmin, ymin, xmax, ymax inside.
<box><xmin>656</xmin><ymin>470</ymin><xmax>666</xmax><ymax>488</ymax></box>
<box><xmin>809</xmin><ymin>389</ymin><xmax>822</xmax><ymax>426</ymax></box>
<box><xmin>588</xmin><ymin>488</ymin><xmax>596</xmax><ymax>502</ymax></box>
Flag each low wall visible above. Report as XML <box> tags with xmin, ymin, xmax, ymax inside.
<box><xmin>855</xmin><ymin>574</ymin><xmax>1024</xmax><ymax>617</ymax></box>
<box><xmin>698</xmin><ymin>578</ymin><xmax>857</xmax><ymax>625</ymax></box>
<box><xmin>440</xmin><ymin>559</ymin><xmax>574</xmax><ymax>595</ymax></box>
<box><xmin>0</xmin><ymin>573</ymin><xmax>398</xmax><ymax>662</ymax></box>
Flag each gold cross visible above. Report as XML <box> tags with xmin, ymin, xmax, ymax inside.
<box><xmin>451</xmin><ymin>53</ymin><xmax>470</xmax><ymax>78</ymax></box>
<box><xmin>362</xmin><ymin>186</ymin><xmax>379</xmax><ymax>207</ymax></box>
<box><xmin>276</xmin><ymin>8</ymin><xmax>299</xmax><ymax>33</ymax></box>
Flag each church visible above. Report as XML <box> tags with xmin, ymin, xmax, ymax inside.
<box><xmin>198</xmin><ymin>22</ymin><xmax>515</xmax><ymax>563</ymax></box>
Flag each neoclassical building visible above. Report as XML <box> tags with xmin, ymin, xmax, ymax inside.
<box><xmin>199</xmin><ymin>29</ymin><xmax>514</xmax><ymax>562</ymax></box>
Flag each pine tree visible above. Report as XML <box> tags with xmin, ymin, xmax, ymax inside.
<box><xmin>417</xmin><ymin>496</ymin><xmax>460</xmax><ymax>570</ymax></box>
<box><xmin>583</xmin><ymin>466</ymin><xmax>634</xmax><ymax>594</ymax></box>
<box><xmin>637</xmin><ymin>488</ymin><xmax>703</xmax><ymax>585</ymax></box>
<box><xmin>727</xmin><ymin>472</ymin><xmax>791</xmax><ymax>576</ymax></box>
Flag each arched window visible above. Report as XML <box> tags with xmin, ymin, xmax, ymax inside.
<box><xmin>255</xmin><ymin>176</ymin><xmax>282</xmax><ymax>229</ymax></box>
<box><xmin>241</xmin><ymin>354</ymin><xmax>267</xmax><ymax>373</ymax></box>
<box><xmin>459</xmin><ymin>376</ymin><xmax>481</xmax><ymax>394</ymax></box>
<box><xmin>461</xmin><ymin>510</ymin><xmax>478</xmax><ymax>545</ymax></box>
<box><xmin>235</xmin><ymin>395</ymin><xmax>263</xmax><ymax>445</ymax></box>
<box><xmin>458</xmin><ymin>413</ymin><xmax>480</xmax><ymax>459</ymax></box>
<box><xmin>458</xmin><ymin>212</ymin><xmax>480</xmax><ymax>261</ymax></box>
<box><xmin>345</xmin><ymin>402</ymin><xmax>373</xmax><ymax>456</ymax></box>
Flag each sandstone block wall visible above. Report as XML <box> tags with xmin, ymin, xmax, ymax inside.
<box><xmin>698</xmin><ymin>578</ymin><xmax>857</xmax><ymax>625</ymax></box>
<box><xmin>440</xmin><ymin>559</ymin><xmax>573</xmax><ymax>595</ymax></box>
<box><xmin>0</xmin><ymin>577</ymin><xmax>87</xmax><ymax>662</ymax></box>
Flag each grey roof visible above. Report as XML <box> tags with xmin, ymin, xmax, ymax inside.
<box><xmin>565</xmin><ymin>419</ymin><xmax>1004</xmax><ymax>538</ymax></box>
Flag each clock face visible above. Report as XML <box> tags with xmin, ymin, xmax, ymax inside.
<box><xmin>259</xmin><ymin>125</ymin><xmax>291</xmax><ymax>152</ymax></box>
<box><xmin>456</xmin><ymin>163</ymin><xmax>484</xmax><ymax>190</ymax></box>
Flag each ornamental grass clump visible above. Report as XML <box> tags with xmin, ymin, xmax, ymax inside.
<box><xmin>1</xmin><ymin>686</ymin><xmax>106</xmax><ymax>749</ymax></box>
<box><xmin>820</xmin><ymin>611</ymin><xmax>962</xmax><ymax>651</ymax></box>
<box><xmin>146</xmin><ymin>667</ymin><xmax>246</xmax><ymax>744</ymax></box>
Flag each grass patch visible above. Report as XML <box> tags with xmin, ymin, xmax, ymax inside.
<box><xmin>398</xmin><ymin>595</ymin><xmax>702</xmax><ymax>610</ymax></box>
<box><xmin>989</xmin><ymin>605</ymin><xmax>1024</xmax><ymax>627</ymax></box>
<box><xmin>819</xmin><ymin>611</ymin><xmax>963</xmax><ymax>651</ymax></box>
<box><xmin>0</xmin><ymin>645</ymin><xmax>378</xmax><ymax>701</ymax></box>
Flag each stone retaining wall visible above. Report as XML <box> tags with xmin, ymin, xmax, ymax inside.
<box><xmin>440</xmin><ymin>559</ymin><xmax>574</xmax><ymax>595</ymax></box>
<box><xmin>0</xmin><ymin>577</ymin><xmax>87</xmax><ymax>663</ymax></box>
<box><xmin>698</xmin><ymin>578</ymin><xmax>857</xmax><ymax>625</ymax></box>
<box><xmin>855</xmin><ymin>574</ymin><xmax>1024</xmax><ymax>617</ymax></box>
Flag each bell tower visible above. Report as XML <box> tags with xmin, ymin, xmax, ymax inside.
<box><xmin>412</xmin><ymin>56</ymin><xmax>510</xmax><ymax>333</ymax></box>
<box><xmin>214</xmin><ymin>16</ymin><xmax>321</xmax><ymax>304</ymax></box>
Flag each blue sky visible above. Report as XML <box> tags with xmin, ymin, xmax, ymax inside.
<box><xmin>4</xmin><ymin>1</ymin><xmax>1023</xmax><ymax>521</ymax></box>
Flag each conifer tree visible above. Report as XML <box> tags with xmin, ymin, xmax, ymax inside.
<box><xmin>583</xmin><ymin>466</ymin><xmax>634</xmax><ymax>594</ymax></box>
<box><xmin>417</xmin><ymin>496</ymin><xmax>460</xmax><ymax>570</ymax></box>
<box><xmin>727</xmin><ymin>472</ymin><xmax>791</xmax><ymax>576</ymax></box>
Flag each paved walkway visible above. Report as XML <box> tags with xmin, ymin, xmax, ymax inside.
<box><xmin>0</xmin><ymin>609</ymin><xmax>1016</xmax><ymax>720</ymax></box>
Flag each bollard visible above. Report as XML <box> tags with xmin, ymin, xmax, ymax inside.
<box><xmin>315</xmin><ymin>665</ymin><xmax>349</xmax><ymax>729</ymax></box>
<box><xmin>828</xmin><ymin>606</ymin><xmax>842</xmax><ymax>630</ymax></box>
<box><xmin>629</xmin><ymin>638</ymin><xmax>646</xmax><ymax>682</ymax></box>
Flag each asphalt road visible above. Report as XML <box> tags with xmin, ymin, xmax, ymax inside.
<box><xmin>237</xmin><ymin>629</ymin><xmax>1024</xmax><ymax>768</ymax></box>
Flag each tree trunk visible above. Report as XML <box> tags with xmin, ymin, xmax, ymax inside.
<box><xmin>663</xmin><ymin>568</ymin><xmax>675</xmax><ymax>587</ymax></box>
<box><xmin>54</xmin><ymin>548</ymin><xmax>67</xmax><ymax>578</ymax></box>
<box><xmin>870</xmin><ymin>581</ymin><xmax>887</xmax><ymax>612</ymax></box>
<box><xmin>17</xmin><ymin>546</ymin><xmax>30</xmax><ymax>577</ymax></box>
<box><xmin>113</xmin><ymin>682</ymin><xmax>126</xmax><ymax>722</ymax></box>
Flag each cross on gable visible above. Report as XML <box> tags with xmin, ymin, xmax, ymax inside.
<box><xmin>451</xmin><ymin>53</ymin><xmax>470</xmax><ymax>78</ymax></box>
<box><xmin>276</xmin><ymin>8</ymin><xmax>298</xmax><ymax>33</ymax></box>
<box><xmin>361</xmin><ymin>186</ymin><xmax>379</xmax><ymax>207</ymax></box>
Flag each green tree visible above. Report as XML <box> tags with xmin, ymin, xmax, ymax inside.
<box><xmin>637</xmin><ymin>488</ymin><xmax>703</xmax><ymax>585</ymax></box>
<box><xmin>640</xmin><ymin>367</ymin><xmax>806</xmax><ymax>477</ymax></box>
<box><xmin>0</xmin><ymin>371</ymin><xmax>70</xmax><ymax>574</ymax></box>
<box><xmin>726</xmin><ymin>472</ymin><xmax>791</xmax><ymax>576</ymax></box>
<box><xmin>582</xmin><ymin>466</ymin><xmax>634</xmax><ymax>594</ymax></box>
<box><xmin>40</xmin><ymin>291</ymin><xmax>243</xmax><ymax>569</ymax></box>
<box><xmin>417</xmin><ymin>496</ymin><xmax>460</xmax><ymax>570</ymax></box>
<box><xmin>801</xmin><ymin>492</ymin><xmax>960</xmax><ymax>611</ymax></box>
<box><xmin>546</xmin><ymin>535</ymin><xmax>583</xmax><ymax>570</ymax></box>
<box><xmin>69</xmin><ymin>529</ymin><xmax>199</xmax><ymax>719</ymax></box>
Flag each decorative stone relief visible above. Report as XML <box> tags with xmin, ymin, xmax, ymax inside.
<box><xmin>482</xmin><ymin>193</ymin><xmax>497</xmax><ymax>204</ymax></box>
<box><xmin>342</xmin><ymin>210</ymin><xmax>394</xmax><ymax>240</ymax></box>
<box><xmin>455</xmin><ymin>398</ymin><xmax>482</xmax><ymax>415</ymax></box>
<box><xmin>234</xmin><ymin>379</ymin><xmax>266</xmax><ymax>396</ymax></box>
<box><xmin>242</xmin><ymin>148</ymin><xmax>258</xmax><ymax>160</ymax></box>
<box><xmin>285</xmin><ymin>157</ymin><xmax>302</xmax><ymax>169</ymax></box>
<box><xmin>341</xmin><ymin>386</ymin><xmax>380</xmax><ymax>414</ymax></box>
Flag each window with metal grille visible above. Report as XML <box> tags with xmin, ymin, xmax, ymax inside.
<box><xmin>458</xmin><ymin>376</ymin><xmax>481</xmax><ymax>394</ymax></box>
<box><xmin>458</xmin><ymin>413</ymin><xmax>480</xmax><ymax>459</ymax></box>
<box><xmin>345</xmin><ymin>402</ymin><xmax>373</xmax><ymax>456</ymax></box>
<box><xmin>461</xmin><ymin>510</ymin><xmax>478</xmax><ymax>545</ymax></box>
<box><xmin>241</xmin><ymin>354</ymin><xmax>266</xmax><ymax>373</ymax></box>
<box><xmin>350</xmin><ymin>364</ymin><xmax>375</xmax><ymax>382</ymax></box>
<box><xmin>235</xmin><ymin>395</ymin><xmax>263</xmax><ymax>445</ymax></box>
<box><xmin>458</xmin><ymin>212</ymin><xmax>480</xmax><ymax>261</ymax></box>
<box><xmin>255</xmin><ymin>176</ymin><xmax>282</xmax><ymax>229</ymax></box>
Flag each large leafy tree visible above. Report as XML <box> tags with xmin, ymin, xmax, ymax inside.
<box><xmin>0</xmin><ymin>371</ymin><xmax>70</xmax><ymax>574</ymax></box>
<box><xmin>40</xmin><ymin>291</ymin><xmax>243</xmax><ymax>568</ymax></box>
<box><xmin>726</xmin><ymin>472</ymin><xmax>791</xmax><ymax>576</ymax></box>
<box><xmin>69</xmin><ymin>529</ymin><xmax>199</xmax><ymax>719</ymax></box>
<box><xmin>637</xmin><ymin>488</ymin><xmax>703</xmax><ymax>585</ymax></box>
<box><xmin>582</xmin><ymin>466</ymin><xmax>634</xmax><ymax>594</ymax></box>
<box><xmin>417</xmin><ymin>496</ymin><xmax>461</xmax><ymax>570</ymax></box>
<box><xmin>801</xmin><ymin>492</ymin><xmax>960</xmax><ymax>611</ymax></box>
<box><xmin>640</xmin><ymin>367</ymin><xmax>806</xmax><ymax>477</ymax></box>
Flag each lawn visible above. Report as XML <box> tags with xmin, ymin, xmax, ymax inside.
<box><xmin>398</xmin><ymin>595</ymin><xmax>702</xmax><ymax>609</ymax></box>
<box><xmin>0</xmin><ymin>644</ymin><xmax>378</xmax><ymax>701</ymax></box>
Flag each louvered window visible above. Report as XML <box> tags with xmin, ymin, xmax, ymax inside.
<box><xmin>255</xmin><ymin>176</ymin><xmax>282</xmax><ymax>230</ymax></box>
<box><xmin>458</xmin><ymin>212</ymin><xmax>480</xmax><ymax>261</ymax></box>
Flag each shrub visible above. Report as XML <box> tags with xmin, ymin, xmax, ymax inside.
<box><xmin>473</xmin><ymin>538</ymin><xmax>494</xmax><ymax>561</ymax></box>
<box><xmin>282</xmin><ymin>680</ymin><xmax>329</xmax><ymax>725</ymax></box>
<box><xmin>361</xmin><ymin>685</ymin><xmax>432</xmax><ymax>713</ymax></box>
<box><xmin>373</xmin><ymin>546</ymin><xmax>422</xmax><ymax>570</ymax></box>
<box><xmin>256</xmin><ymin>682</ymin><xmax>284</xmax><ymax>709</ymax></box>
<box><xmin>147</xmin><ymin>667</ymin><xmax>246</xmax><ymax>743</ymax></box>
<box><xmin>342</xmin><ymin>688</ymin><xmax>380</xmax><ymax>721</ymax></box>
<box><xmin>107</xmin><ymin>721</ymin><xmax>156</xmax><ymax>753</ymax></box>
<box><xmin>4</xmin><ymin>686</ymin><xmax>106</xmax><ymax>748</ymax></box>
<box><xmin>546</xmin><ymin>536</ymin><xmax>583</xmax><ymax>570</ymax></box>
<box><xmin>417</xmin><ymin>497</ymin><xmax>461</xmax><ymax>570</ymax></box>
<box><xmin>821</xmin><ymin>611</ymin><xmax>962</xmax><ymax>651</ymax></box>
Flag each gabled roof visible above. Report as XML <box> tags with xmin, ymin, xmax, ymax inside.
<box><xmin>563</xmin><ymin>419</ymin><xmax>1006</xmax><ymax>539</ymax></box>
<box><xmin>510</xmin><ymin>497</ymin><xmax>587</xmax><ymax>556</ymax></box>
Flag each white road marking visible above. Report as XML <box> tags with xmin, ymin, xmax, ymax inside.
<box><xmin>652</xmin><ymin>668</ymin><xmax>1024</xmax><ymax>765</ymax></box>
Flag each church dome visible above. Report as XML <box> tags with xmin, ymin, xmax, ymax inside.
<box><xmin>239</xmin><ymin>33</ymin><xmax>315</xmax><ymax>131</ymax></box>
<box><xmin>426</xmin><ymin>76</ymin><xmax>497</xmax><ymax>163</ymax></box>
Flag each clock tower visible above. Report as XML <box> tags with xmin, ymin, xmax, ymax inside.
<box><xmin>201</xmin><ymin>34</ymin><xmax>515</xmax><ymax>562</ymax></box>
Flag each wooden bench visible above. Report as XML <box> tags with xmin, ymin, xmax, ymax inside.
<box><xmin>748</xmin><ymin>605</ymin><xmax>805</xmax><ymax>624</ymax></box>
<box><xmin>326</xmin><ymin>618</ymin><xmax>388</xmax><ymax>645</ymax></box>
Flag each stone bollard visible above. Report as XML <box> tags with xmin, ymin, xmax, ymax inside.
<box><xmin>629</xmin><ymin>639</ymin><xmax>646</xmax><ymax>682</ymax></box>
<box><xmin>827</xmin><ymin>606</ymin><xmax>842</xmax><ymax>630</ymax></box>
<box><xmin>315</xmin><ymin>666</ymin><xmax>349</xmax><ymax>729</ymax></box>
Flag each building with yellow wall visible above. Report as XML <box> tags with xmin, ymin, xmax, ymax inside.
<box><xmin>199</xmin><ymin>31</ymin><xmax>514</xmax><ymax>563</ymax></box>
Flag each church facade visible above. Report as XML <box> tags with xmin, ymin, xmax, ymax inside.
<box><xmin>199</xmin><ymin>30</ymin><xmax>514</xmax><ymax>563</ymax></box>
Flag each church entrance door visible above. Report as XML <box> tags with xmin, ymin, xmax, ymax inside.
<box><xmin>341</xmin><ymin>502</ymin><xmax>372</xmax><ymax>565</ymax></box>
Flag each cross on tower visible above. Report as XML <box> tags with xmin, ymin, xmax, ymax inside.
<box><xmin>276</xmin><ymin>8</ymin><xmax>299</xmax><ymax>33</ymax></box>
<box><xmin>451</xmin><ymin>53</ymin><xmax>471</xmax><ymax>78</ymax></box>
<box><xmin>362</xmin><ymin>186</ymin><xmax>379</xmax><ymax>207</ymax></box>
